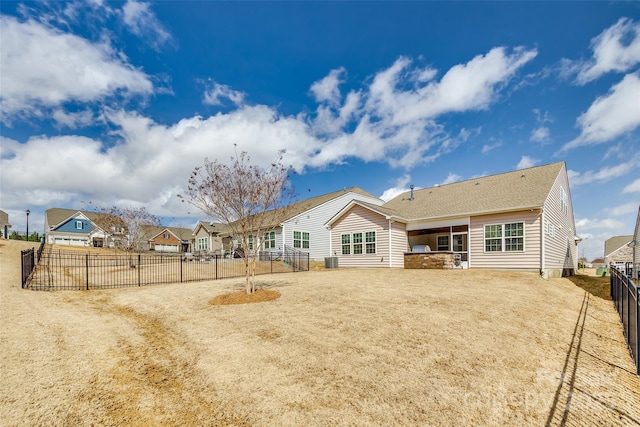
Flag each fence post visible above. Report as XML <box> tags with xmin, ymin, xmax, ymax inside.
<box><xmin>180</xmin><ymin>256</ymin><xmax>183</xmax><ymax>283</ymax></box>
<box><xmin>86</xmin><ymin>253</ymin><xmax>89</xmax><ymax>290</ymax></box>
<box><xmin>271</xmin><ymin>254</ymin><xmax>273</xmax><ymax>274</ymax></box>
<box><xmin>215</xmin><ymin>255</ymin><xmax>218</xmax><ymax>280</ymax></box>
<box><xmin>138</xmin><ymin>254</ymin><xmax>141</xmax><ymax>286</ymax></box>
<box><xmin>636</xmin><ymin>284</ymin><xmax>640</xmax><ymax>375</ymax></box>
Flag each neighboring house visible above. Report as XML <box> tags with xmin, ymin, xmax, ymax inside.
<box><xmin>192</xmin><ymin>221</ymin><xmax>227</xmax><ymax>255</ymax></box>
<box><xmin>326</xmin><ymin>162</ymin><xmax>580</xmax><ymax>278</ymax></box>
<box><xmin>142</xmin><ymin>226</ymin><xmax>194</xmax><ymax>253</ymax></box>
<box><xmin>0</xmin><ymin>210</ymin><xmax>10</xmax><ymax>239</ymax></box>
<box><xmin>44</xmin><ymin>208</ymin><xmax>122</xmax><ymax>247</ymax></box>
<box><xmin>604</xmin><ymin>235</ymin><xmax>633</xmax><ymax>269</ymax></box>
<box><xmin>237</xmin><ymin>187</ymin><xmax>384</xmax><ymax>261</ymax></box>
<box><xmin>631</xmin><ymin>206</ymin><xmax>640</xmax><ymax>280</ymax></box>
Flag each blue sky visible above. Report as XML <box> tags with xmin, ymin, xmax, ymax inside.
<box><xmin>1</xmin><ymin>1</ymin><xmax>639</xmax><ymax>260</ymax></box>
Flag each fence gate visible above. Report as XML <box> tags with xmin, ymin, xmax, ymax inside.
<box><xmin>610</xmin><ymin>267</ymin><xmax>639</xmax><ymax>376</ymax></box>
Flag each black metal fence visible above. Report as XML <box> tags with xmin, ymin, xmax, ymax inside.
<box><xmin>610</xmin><ymin>267</ymin><xmax>639</xmax><ymax>375</ymax></box>
<box><xmin>22</xmin><ymin>245</ymin><xmax>309</xmax><ymax>291</ymax></box>
<box><xmin>21</xmin><ymin>240</ymin><xmax>45</xmax><ymax>287</ymax></box>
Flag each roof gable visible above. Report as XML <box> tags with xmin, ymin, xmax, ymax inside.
<box><xmin>142</xmin><ymin>225</ymin><xmax>193</xmax><ymax>241</ymax></box>
<box><xmin>604</xmin><ymin>235</ymin><xmax>633</xmax><ymax>257</ymax></box>
<box><xmin>383</xmin><ymin>162</ymin><xmax>565</xmax><ymax>221</ymax></box>
<box><xmin>326</xmin><ymin>200</ymin><xmax>404</xmax><ymax>227</ymax></box>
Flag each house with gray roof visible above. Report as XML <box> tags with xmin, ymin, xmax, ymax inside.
<box><xmin>44</xmin><ymin>208</ymin><xmax>123</xmax><ymax>247</ymax></box>
<box><xmin>0</xmin><ymin>210</ymin><xmax>11</xmax><ymax>239</ymax></box>
<box><xmin>192</xmin><ymin>221</ymin><xmax>228</xmax><ymax>255</ymax></box>
<box><xmin>326</xmin><ymin>162</ymin><xmax>580</xmax><ymax>278</ymax></box>
<box><xmin>141</xmin><ymin>225</ymin><xmax>194</xmax><ymax>253</ymax></box>
<box><xmin>230</xmin><ymin>187</ymin><xmax>384</xmax><ymax>261</ymax></box>
<box><xmin>604</xmin><ymin>234</ymin><xmax>634</xmax><ymax>269</ymax></box>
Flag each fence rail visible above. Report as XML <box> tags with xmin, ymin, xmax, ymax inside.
<box><xmin>610</xmin><ymin>267</ymin><xmax>639</xmax><ymax>375</ymax></box>
<box><xmin>22</xmin><ymin>245</ymin><xmax>309</xmax><ymax>291</ymax></box>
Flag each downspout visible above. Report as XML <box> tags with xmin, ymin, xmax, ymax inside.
<box><xmin>467</xmin><ymin>217</ymin><xmax>471</xmax><ymax>268</ymax></box>
<box><xmin>541</xmin><ymin>209</ymin><xmax>546</xmax><ymax>278</ymax></box>
<box><xmin>388</xmin><ymin>219</ymin><xmax>392</xmax><ymax>267</ymax></box>
<box><xmin>328</xmin><ymin>226</ymin><xmax>332</xmax><ymax>257</ymax></box>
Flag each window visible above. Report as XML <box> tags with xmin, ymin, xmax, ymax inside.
<box><xmin>341</xmin><ymin>231</ymin><xmax>376</xmax><ymax>255</ymax></box>
<box><xmin>198</xmin><ymin>237</ymin><xmax>208</xmax><ymax>251</ymax></box>
<box><xmin>484</xmin><ymin>222</ymin><xmax>524</xmax><ymax>252</ymax></box>
<box><xmin>504</xmin><ymin>223</ymin><xmax>524</xmax><ymax>251</ymax></box>
<box><xmin>437</xmin><ymin>235</ymin><xmax>449</xmax><ymax>251</ymax></box>
<box><xmin>560</xmin><ymin>187</ymin><xmax>568</xmax><ymax>215</ymax></box>
<box><xmin>163</xmin><ymin>233</ymin><xmax>169</xmax><ymax>239</ymax></box>
<box><xmin>484</xmin><ymin>225</ymin><xmax>502</xmax><ymax>252</ymax></box>
<box><xmin>365</xmin><ymin>232</ymin><xmax>376</xmax><ymax>254</ymax></box>
<box><xmin>264</xmin><ymin>231</ymin><xmax>276</xmax><ymax>249</ymax></box>
<box><xmin>75</xmin><ymin>220</ymin><xmax>83</xmax><ymax>230</ymax></box>
<box><xmin>248</xmin><ymin>235</ymin><xmax>254</xmax><ymax>250</ymax></box>
<box><xmin>545</xmin><ymin>221</ymin><xmax>555</xmax><ymax>237</ymax></box>
<box><xmin>353</xmin><ymin>232</ymin><xmax>363</xmax><ymax>254</ymax></box>
<box><xmin>341</xmin><ymin>234</ymin><xmax>351</xmax><ymax>255</ymax></box>
<box><xmin>293</xmin><ymin>231</ymin><xmax>309</xmax><ymax>249</ymax></box>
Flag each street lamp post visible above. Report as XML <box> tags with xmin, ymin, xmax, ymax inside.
<box><xmin>25</xmin><ymin>209</ymin><xmax>30</xmax><ymax>241</ymax></box>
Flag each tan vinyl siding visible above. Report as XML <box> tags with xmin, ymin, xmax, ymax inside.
<box><xmin>389</xmin><ymin>220</ymin><xmax>408</xmax><ymax>267</ymax></box>
<box><xmin>331</xmin><ymin>205</ymin><xmax>390</xmax><ymax>268</ymax></box>
<box><xmin>542</xmin><ymin>167</ymin><xmax>578</xmax><ymax>274</ymax></box>
<box><xmin>283</xmin><ymin>192</ymin><xmax>383</xmax><ymax>260</ymax></box>
<box><xmin>470</xmin><ymin>210</ymin><xmax>541</xmax><ymax>270</ymax></box>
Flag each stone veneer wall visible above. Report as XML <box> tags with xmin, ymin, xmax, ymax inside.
<box><xmin>404</xmin><ymin>252</ymin><xmax>454</xmax><ymax>269</ymax></box>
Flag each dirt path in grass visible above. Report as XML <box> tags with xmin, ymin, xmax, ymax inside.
<box><xmin>1</xmin><ymin>240</ymin><xmax>639</xmax><ymax>426</ymax></box>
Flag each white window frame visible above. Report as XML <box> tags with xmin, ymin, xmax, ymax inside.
<box><xmin>544</xmin><ymin>221</ymin><xmax>555</xmax><ymax>237</ymax></box>
<box><xmin>484</xmin><ymin>222</ymin><xmax>525</xmax><ymax>253</ymax></box>
<box><xmin>341</xmin><ymin>231</ymin><xmax>376</xmax><ymax>255</ymax></box>
<box><xmin>198</xmin><ymin>237</ymin><xmax>208</xmax><ymax>251</ymax></box>
<box><xmin>264</xmin><ymin>231</ymin><xmax>276</xmax><ymax>249</ymax></box>
<box><xmin>75</xmin><ymin>220</ymin><xmax>83</xmax><ymax>230</ymax></box>
<box><xmin>293</xmin><ymin>231</ymin><xmax>309</xmax><ymax>249</ymax></box>
<box><xmin>560</xmin><ymin>187</ymin><xmax>568</xmax><ymax>215</ymax></box>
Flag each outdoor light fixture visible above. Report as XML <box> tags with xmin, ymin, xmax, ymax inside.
<box><xmin>25</xmin><ymin>209</ymin><xmax>30</xmax><ymax>241</ymax></box>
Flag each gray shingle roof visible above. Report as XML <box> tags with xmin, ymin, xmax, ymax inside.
<box><xmin>45</xmin><ymin>208</ymin><xmax>120</xmax><ymax>229</ymax></box>
<box><xmin>141</xmin><ymin>225</ymin><xmax>194</xmax><ymax>241</ymax></box>
<box><xmin>0</xmin><ymin>210</ymin><xmax>10</xmax><ymax>227</ymax></box>
<box><xmin>604</xmin><ymin>235</ymin><xmax>633</xmax><ymax>257</ymax></box>
<box><xmin>383</xmin><ymin>162</ymin><xmax>565</xmax><ymax>220</ymax></box>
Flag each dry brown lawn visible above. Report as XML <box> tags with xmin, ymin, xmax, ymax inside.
<box><xmin>1</xmin><ymin>240</ymin><xmax>639</xmax><ymax>426</ymax></box>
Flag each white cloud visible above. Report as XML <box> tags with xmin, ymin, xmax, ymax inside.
<box><xmin>379</xmin><ymin>175</ymin><xmax>412</xmax><ymax>202</ymax></box>
<box><xmin>562</xmin><ymin>73</ymin><xmax>640</xmax><ymax>151</ymax></box>
<box><xmin>568</xmin><ymin>156</ymin><xmax>639</xmax><ymax>186</ymax></box>
<box><xmin>310</xmin><ymin>67</ymin><xmax>345</xmax><ymax>106</ymax></box>
<box><xmin>309</xmin><ymin>47</ymin><xmax>536</xmax><ymax>169</ymax></box>
<box><xmin>576</xmin><ymin>18</ymin><xmax>640</xmax><ymax>84</ymax></box>
<box><xmin>623</xmin><ymin>178</ymin><xmax>640</xmax><ymax>193</ymax></box>
<box><xmin>575</xmin><ymin>217</ymin><xmax>626</xmax><ymax>230</ymax></box>
<box><xmin>203</xmin><ymin>81</ymin><xmax>246</xmax><ymax>107</ymax></box>
<box><xmin>530</xmin><ymin>127</ymin><xmax>550</xmax><ymax>143</ymax></box>
<box><xmin>606</xmin><ymin>202</ymin><xmax>640</xmax><ymax>216</ymax></box>
<box><xmin>439</xmin><ymin>173</ymin><xmax>462</xmax><ymax>185</ymax></box>
<box><xmin>364</xmin><ymin>47</ymin><xmax>538</xmax><ymax>125</ymax></box>
<box><xmin>52</xmin><ymin>109</ymin><xmax>95</xmax><ymax>129</ymax></box>
<box><xmin>516</xmin><ymin>156</ymin><xmax>538</xmax><ymax>169</ymax></box>
<box><xmin>0</xmin><ymin>16</ymin><xmax>153</xmax><ymax>122</ymax></box>
<box><xmin>121</xmin><ymin>0</ymin><xmax>172</xmax><ymax>49</ymax></box>
<box><xmin>481</xmin><ymin>141</ymin><xmax>502</xmax><ymax>154</ymax></box>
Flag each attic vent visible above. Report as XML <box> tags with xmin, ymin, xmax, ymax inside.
<box><xmin>475</xmin><ymin>181</ymin><xmax>480</xmax><ymax>185</ymax></box>
<box><xmin>409</xmin><ymin>184</ymin><xmax>415</xmax><ymax>201</ymax></box>
<box><xmin>521</xmin><ymin>173</ymin><xmax>526</xmax><ymax>178</ymax></box>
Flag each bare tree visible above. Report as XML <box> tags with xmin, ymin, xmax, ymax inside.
<box><xmin>180</xmin><ymin>148</ymin><xmax>295</xmax><ymax>294</ymax></box>
<box><xmin>91</xmin><ymin>205</ymin><xmax>161</xmax><ymax>253</ymax></box>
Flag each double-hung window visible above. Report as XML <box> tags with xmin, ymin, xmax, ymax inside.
<box><xmin>484</xmin><ymin>222</ymin><xmax>524</xmax><ymax>252</ymax></box>
<box><xmin>264</xmin><ymin>231</ymin><xmax>276</xmax><ymax>249</ymax></box>
<box><xmin>293</xmin><ymin>231</ymin><xmax>309</xmax><ymax>249</ymax></box>
<box><xmin>75</xmin><ymin>220</ymin><xmax>83</xmax><ymax>230</ymax></box>
<box><xmin>353</xmin><ymin>233</ymin><xmax>363</xmax><ymax>254</ymax></box>
<box><xmin>437</xmin><ymin>235</ymin><xmax>449</xmax><ymax>251</ymax></box>
<box><xmin>365</xmin><ymin>232</ymin><xmax>376</xmax><ymax>254</ymax></box>
<box><xmin>341</xmin><ymin>231</ymin><xmax>376</xmax><ymax>255</ymax></box>
<box><xmin>341</xmin><ymin>234</ymin><xmax>351</xmax><ymax>255</ymax></box>
<box><xmin>198</xmin><ymin>237</ymin><xmax>208</xmax><ymax>251</ymax></box>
